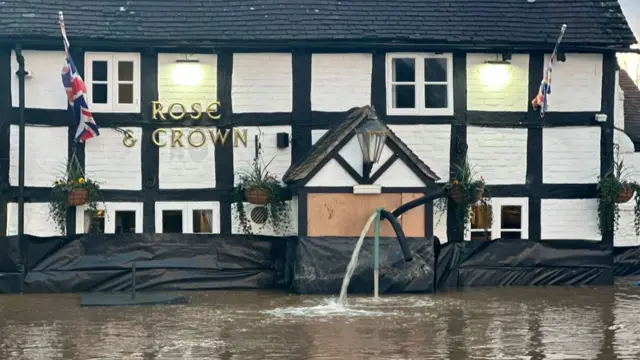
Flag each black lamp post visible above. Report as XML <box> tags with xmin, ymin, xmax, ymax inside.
<box><xmin>355</xmin><ymin>107</ymin><xmax>388</xmax><ymax>184</ymax></box>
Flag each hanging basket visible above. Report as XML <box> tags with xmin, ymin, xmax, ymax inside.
<box><xmin>68</xmin><ymin>188</ymin><xmax>89</xmax><ymax>206</ymax></box>
<box><xmin>244</xmin><ymin>188</ymin><xmax>271</xmax><ymax>205</ymax></box>
<box><xmin>450</xmin><ymin>184</ymin><xmax>485</xmax><ymax>205</ymax></box>
<box><xmin>616</xmin><ymin>185</ymin><xmax>635</xmax><ymax>204</ymax></box>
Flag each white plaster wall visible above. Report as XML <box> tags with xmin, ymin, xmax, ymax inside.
<box><xmin>306</xmin><ymin>159</ymin><xmax>357</xmax><ymax>187</ymax></box>
<box><xmin>233</xmin><ymin>126</ymin><xmax>291</xmax><ymax>185</ymax></box>
<box><xmin>232</xmin><ymin>53</ymin><xmax>292</xmax><ymax>113</ymax></box>
<box><xmin>157</xmin><ymin>53</ymin><xmax>218</xmax><ymax>109</ymax></box>
<box><xmin>467</xmin><ymin>127</ymin><xmax>527</xmax><ymax>184</ymax></box>
<box><xmin>388</xmin><ymin>125</ymin><xmax>451</xmax><ymax>183</ymax></box>
<box><xmin>9</xmin><ymin>125</ymin><xmax>68</xmax><ymax>187</ymax></box>
<box><xmin>541</xmin><ymin>199</ymin><xmax>600</xmax><ymax>240</ymax></box>
<box><xmin>544</xmin><ymin>53</ymin><xmax>603</xmax><ymax>112</ymax></box>
<box><xmin>466</xmin><ymin>53</ymin><xmax>529</xmax><ymax>111</ymax></box>
<box><xmin>310</xmin><ymin>53</ymin><xmax>372</xmax><ymax>111</ymax></box>
<box><xmin>543</xmin><ymin>127</ymin><xmax>600</xmax><ymax>184</ymax></box>
<box><xmin>154</xmin><ymin>201</ymin><xmax>220</xmax><ymax>234</ymax></box>
<box><xmin>11</xmin><ymin>50</ymin><xmax>68</xmax><ymax>110</ymax></box>
<box><xmin>75</xmin><ymin>202</ymin><xmax>144</xmax><ymax>234</ymax></box>
<box><xmin>311</xmin><ymin>130</ymin><xmax>327</xmax><ymax>144</ymax></box>
<box><xmin>6</xmin><ymin>202</ymin><xmax>60</xmax><ymax>236</ymax></box>
<box><xmin>433</xmin><ymin>201</ymin><xmax>448</xmax><ymax>243</ymax></box>
<box><xmin>231</xmin><ymin>196</ymin><xmax>298</xmax><ymax>236</ymax></box>
<box><xmin>375</xmin><ymin>161</ymin><xmax>424</xmax><ymax>187</ymax></box>
<box><xmin>158</xmin><ymin>128</ymin><xmax>215</xmax><ymax>189</ymax></box>
<box><xmin>614</xmin><ymin>71</ymin><xmax>625</xmax><ymax>130</ymax></box>
<box><xmin>85</xmin><ymin>127</ymin><xmax>142</xmax><ymax>190</ymax></box>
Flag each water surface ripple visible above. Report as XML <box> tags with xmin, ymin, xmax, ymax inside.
<box><xmin>0</xmin><ymin>279</ymin><xmax>639</xmax><ymax>359</ymax></box>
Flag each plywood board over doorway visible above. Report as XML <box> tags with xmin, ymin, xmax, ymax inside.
<box><xmin>307</xmin><ymin>193</ymin><xmax>425</xmax><ymax>237</ymax></box>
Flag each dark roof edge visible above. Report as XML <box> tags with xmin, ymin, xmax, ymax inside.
<box><xmin>0</xmin><ymin>37</ymin><xmax>636</xmax><ymax>52</ymax></box>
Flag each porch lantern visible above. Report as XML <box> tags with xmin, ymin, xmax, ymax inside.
<box><xmin>355</xmin><ymin>108</ymin><xmax>388</xmax><ymax>165</ymax></box>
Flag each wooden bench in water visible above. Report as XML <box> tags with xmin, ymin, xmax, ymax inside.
<box><xmin>79</xmin><ymin>262</ymin><xmax>189</xmax><ymax>307</ymax></box>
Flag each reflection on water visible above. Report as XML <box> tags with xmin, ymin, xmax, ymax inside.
<box><xmin>0</xmin><ymin>279</ymin><xmax>639</xmax><ymax>359</ymax></box>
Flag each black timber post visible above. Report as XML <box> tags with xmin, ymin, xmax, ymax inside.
<box><xmin>527</xmin><ymin>53</ymin><xmax>544</xmax><ymax>241</ymax></box>
<box><xmin>447</xmin><ymin>52</ymin><xmax>468</xmax><ymax>242</ymax></box>
<box><xmin>0</xmin><ymin>46</ymin><xmax>11</xmax><ymax>237</ymax></box>
<box><xmin>216</xmin><ymin>52</ymin><xmax>234</xmax><ymax>234</ymax></box>
<box><xmin>140</xmin><ymin>49</ymin><xmax>159</xmax><ymax>233</ymax></box>
<box><xmin>600</xmin><ymin>52</ymin><xmax>616</xmax><ymax>245</ymax></box>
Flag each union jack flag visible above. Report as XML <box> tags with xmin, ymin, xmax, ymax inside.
<box><xmin>59</xmin><ymin>12</ymin><xmax>99</xmax><ymax>142</ymax></box>
<box><xmin>531</xmin><ymin>24</ymin><xmax>567</xmax><ymax>118</ymax></box>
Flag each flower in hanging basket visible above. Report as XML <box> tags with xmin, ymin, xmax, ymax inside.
<box><xmin>232</xmin><ymin>144</ymin><xmax>291</xmax><ymax>235</ymax></box>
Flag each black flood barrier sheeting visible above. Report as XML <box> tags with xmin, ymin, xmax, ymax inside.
<box><xmin>0</xmin><ymin>235</ymin><xmax>23</xmax><ymax>293</ymax></box>
<box><xmin>613</xmin><ymin>246</ymin><xmax>640</xmax><ymax>277</ymax></box>
<box><xmin>15</xmin><ymin>233</ymin><xmax>291</xmax><ymax>293</ymax></box>
<box><xmin>288</xmin><ymin>236</ymin><xmax>436</xmax><ymax>294</ymax></box>
<box><xmin>435</xmin><ymin>239</ymin><xmax>614</xmax><ymax>289</ymax></box>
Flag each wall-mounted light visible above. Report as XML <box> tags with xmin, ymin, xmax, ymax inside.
<box><xmin>172</xmin><ymin>55</ymin><xmax>203</xmax><ymax>86</ymax></box>
<box><xmin>276</xmin><ymin>132</ymin><xmax>290</xmax><ymax>149</ymax></box>
<box><xmin>481</xmin><ymin>53</ymin><xmax>513</xmax><ymax>91</ymax></box>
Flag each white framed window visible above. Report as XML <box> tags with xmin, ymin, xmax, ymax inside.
<box><xmin>84</xmin><ymin>52</ymin><xmax>141</xmax><ymax>113</ymax></box>
<box><xmin>155</xmin><ymin>202</ymin><xmax>220</xmax><ymax>234</ymax></box>
<box><xmin>386</xmin><ymin>53</ymin><xmax>454</xmax><ymax>116</ymax></box>
<box><xmin>467</xmin><ymin>198</ymin><xmax>529</xmax><ymax>240</ymax></box>
<box><xmin>75</xmin><ymin>202</ymin><xmax>143</xmax><ymax>234</ymax></box>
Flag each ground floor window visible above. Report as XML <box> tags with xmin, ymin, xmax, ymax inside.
<box><xmin>76</xmin><ymin>203</ymin><xmax>143</xmax><ymax>234</ymax></box>
<box><xmin>467</xmin><ymin>198</ymin><xmax>528</xmax><ymax>240</ymax></box>
<box><xmin>155</xmin><ymin>202</ymin><xmax>219</xmax><ymax>234</ymax></box>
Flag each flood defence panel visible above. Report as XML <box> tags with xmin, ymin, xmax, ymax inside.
<box><xmin>613</xmin><ymin>246</ymin><xmax>640</xmax><ymax>276</ymax></box>
<box><xmin>17</xmin><ymin>233</ymin><xmax>291</xmax><ymax>293</ymax></box>
<box><xmin>0</xmin><ymin>235</ymin><xmax>22</xmax><ymax>293</ymax></box>
<box><xmin>288</xmin><ymin>236</ymin><xmax>436</xmax><ymax>294</ymax></box>
<box><xmin>435</xmin><ymin>239</ymin><xmax>614</xmax><ymax>289</ymax></box>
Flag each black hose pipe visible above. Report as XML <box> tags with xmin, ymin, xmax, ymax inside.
<box><xmin>391</xmin><ymin>189</ymin><xmax>448</xmax><ymax>218</ymax></box>
<box><xmin>379</xmin><ymin>209</ymin><xmax>413</xmax><ymax>262</ymax></box>
<box><xmin>377</xmin><ymin>189</ymin><xmax>448</xmax><ymax>263</ymax></box>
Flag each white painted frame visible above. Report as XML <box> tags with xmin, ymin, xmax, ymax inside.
<box><xmin>155</xmin><ymin>201</ymin><xmax>220</xmax><ymax>234</ymax></box>
<box><xmin>466</xmin><ymin>197</ymin><xmax>529</xmax><ymax>240</ymax></box>
<box><xmin>84</xmin><ymin>52</ymin><xmax>141</xmax><ymax>113</ymax></box>
<box><xmin>385</xmin><ymin>52</ymin><xmax>454</xmax><ymax>116</ymax></box>
<box><xmin>75</xmin><ymin>202</ymin><xmax>143</xmax><ymax>234</ymax></box>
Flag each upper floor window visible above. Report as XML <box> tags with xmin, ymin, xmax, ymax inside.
<box><xmin>84</xmin><ymin>52</ymin><xmax>141</xmax><ymax>113</ymax></box>
<box><xmin>468</xmin><ymin>198</ymin><xmax>528</xmax><ymax>240</ymax></box>
<box><xmin>386</xmin><ymin>53</ymin><xmax>453</xmax><ymax>116</ymax></box>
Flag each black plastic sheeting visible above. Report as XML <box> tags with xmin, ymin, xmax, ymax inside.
<box><xmin>0</xmin><ymin>235</ymin><xmax>22</xmax><ymax>293</ymax></box>
<box><xmin>1</xmin><ymin>234</ymin><xmax>292</xmax><ymax>293</ymax></box>
<box><xmin>0</xmin><ymin>233</ymin><xmax>639</xmax><ymax>294</ymax></box>
<box><xmin>613</xmin><ymin>246</ymin><xmax>640</xmax><ymax>276</ymax></box>
<box><xmin>288</xmin><ymin>236</ymin><xmax>436</xmax><ymax>294</ymax></box>
<box><xmin>435</xmin><ymin>239</ymin><xmax>615</xmax><ymax>289</ymax></box>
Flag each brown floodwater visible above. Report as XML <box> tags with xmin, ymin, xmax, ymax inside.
<box><xmin>0</xmin><ymin>279</ymin><xmax>639</xmax><ymax>360</ymax></box>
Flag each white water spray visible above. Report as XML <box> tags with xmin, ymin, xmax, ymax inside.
<box><xmin>337</xmin><ymin>211</ymin><xmax>378</xmax><ymax>305</ymax></box>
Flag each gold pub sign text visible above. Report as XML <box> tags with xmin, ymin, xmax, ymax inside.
<box><xmin>122</xmin><ymin>101</ymin><xmax>248</xmax><ymax>148</ymax></box>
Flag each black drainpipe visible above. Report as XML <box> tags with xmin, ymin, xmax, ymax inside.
<box><xmin>15</xmin><ymin>45</ymin><xmax>26</xmax><ymax>276</ymax></box>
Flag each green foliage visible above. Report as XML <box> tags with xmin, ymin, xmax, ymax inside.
<box><xmin>232</xmin><ymin>150</ymin><xmax>291</xmax><ymax>235</ymax></box>
<box><xmin>596</xmin><ymin>145</ymin><xmax>640</xmax><ymax>235</ymax></box>
<box><xmin>48</xmin><ymin>158</ymin><xmax>103</xmax><ymax>235</ymax></box>
<box><xmin>434</xmin><ymin>159</ymin><xmax>492</xmax><ymax>236</ymax></box>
